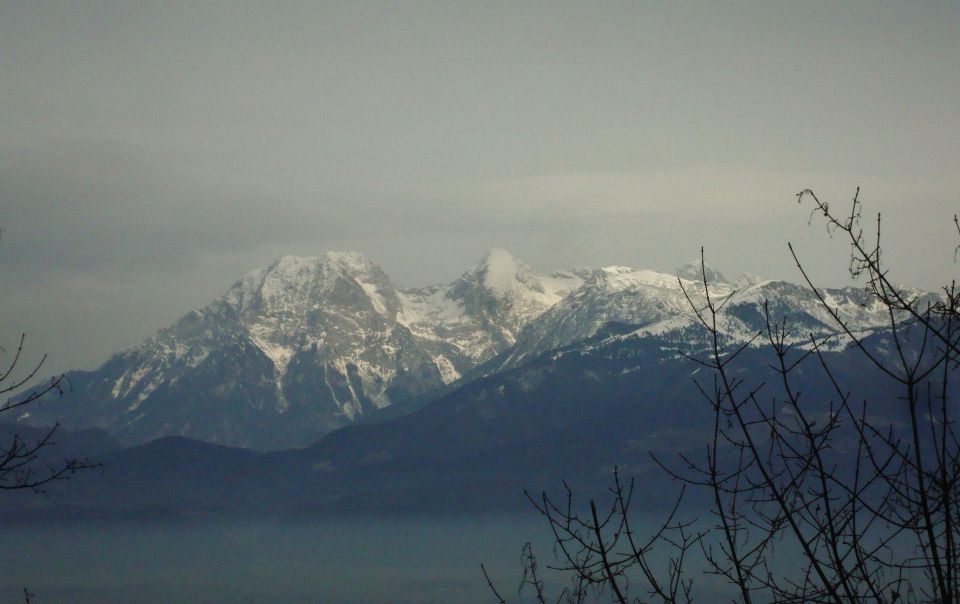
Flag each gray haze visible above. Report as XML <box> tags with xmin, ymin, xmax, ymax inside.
<box><xmin>1</xmin><ymin>1</ymin><xmax>959</xmax><ymax>376</ymax></box>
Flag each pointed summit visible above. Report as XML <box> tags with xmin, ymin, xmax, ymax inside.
<box><xmin>480</xmin><ymin>247</ymin><xmax>519</xmax><ymax>269</ymax></box>
<box><xmin>227</xmin><ymin>251</ymin><xmax>392</xmax><ymax>315</ymax></box>
<box><xmin>474</xmin><ymin>247</ymin><xmax>536</xmax><ymax>296</ymax></box>
<box><xmin>675</xmin><ymin>259</ymin><xmax>727</xmax><ymax>283</ymax></box>
<box><xmin>442</xmin><ymin>248</ymin><xmax>586</xmax><ymax>340</ymax></box>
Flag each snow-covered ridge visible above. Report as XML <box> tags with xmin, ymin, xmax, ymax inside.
<box><xmin>25</xmin><ymin>247</ymin><xmax>936</xmax><ymax>451</ymax></box>
<box><xmin>66</xmin><ymin>248</ymin><xmax>594</xmax><ymax>448</ymax></box>
<box><xmin>120</xmin><ymin>249</ymin><xmax>925</xmax><ymax>393</ymax></box>
<box><xmin>493</xmin><ymin>261</ymin><xmax>932</xmax><ymax>373</ymax></box>
<box><xmin>594</xmin><ymin>266</ymin><xmax>707</xmax><ymax>292</ymax></box>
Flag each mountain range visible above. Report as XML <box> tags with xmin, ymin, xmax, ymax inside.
<box><xmin>6</xmin><ymin>248</ymin><xmax>952</xmax><ymax>517</ymax></box>
<box><xmin>17</xmin><ymin>248</ymin><xmax>927</xmax><ymax>452</ymax></box>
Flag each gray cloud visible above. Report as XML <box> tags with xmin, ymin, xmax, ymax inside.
<box><xmin>1</xmin><ymin>1</ymin><xmax>959</xmax><ymax>375</ymax></box>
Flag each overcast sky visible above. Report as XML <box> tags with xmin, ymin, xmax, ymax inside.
<box><xmin>2</xmin><ymin>1</ymin><xmax>959</xmax><ymax>376</ymax></box>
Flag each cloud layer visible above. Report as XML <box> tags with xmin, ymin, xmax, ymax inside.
<box><xmin>2</xmin><ymin>2</ymin><xmax>958</xmax><ymax>374</ymax></box>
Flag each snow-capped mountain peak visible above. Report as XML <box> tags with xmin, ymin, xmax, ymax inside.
<box><xmin>225</xmin><ymin>251</ymin><xmax>391</xmax><ymax>315</ymax></box>
<box><xmin>474</xmin><ymin>247</ymin><xmax>544</xmax><ymax>296</ymax></box>
<box><xmin>23</xmin><ymin>249</ymin><xmax>588</xmax><ymax>450</ymax></box>
<box><xmin>21</xmin><ymin>249</ymin><xmax>932</xmax><ymax>452</ymax></box>
<box><xmin>592</xmin><ymin>266</ymin><xmax>694</xmax><ymax>292</ymax></box>
<box><xmin>674</xmin><ymin>259</ymin><xmax>728</xmax><ymax>283</ymax></box>
<box><xmin>444</xmin><ymin>249</ymin><xmax>587</xmax><ymax>339</ymax></box>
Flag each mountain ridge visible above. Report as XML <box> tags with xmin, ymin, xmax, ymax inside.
<box><xmin>16</xmin><ymin>248</ymin><xmax>931</xmax><ymax>451</ymax></box>
<box><xmin>18</xmin><ymin>248</ymin><xmax>586</xmax><ymax>449</ymax></box>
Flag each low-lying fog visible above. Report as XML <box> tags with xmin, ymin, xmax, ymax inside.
<box><xmin>2</xmin><ymin>514</ymin><xmax>553</xmax><ymax>604</ymax></box>
<box><xmin>2</xmin><ymin>511</ymin><xmax>759</xmax><ymax>603</ymax></box>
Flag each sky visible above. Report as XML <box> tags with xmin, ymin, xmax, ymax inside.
<box><xmin>1</xmin><ymin>1</ymin><xmax>959</xmax><ymax>376</ymax></box>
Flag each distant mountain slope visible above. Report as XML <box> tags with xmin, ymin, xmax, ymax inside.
<box><xmin>17</xmin><ymin>247</ymin><xmax>933</xmax><ymax>452</ymax></box>
<box><xmin>18</xmin><ymin>324</ymin><xmax>947</xmax><ymax>517</ymax></box>
<box><xmin>19</xmin><ymin>249</ymin><xmax>584</xmax><ymax>450</ymax></box>
<box><xmin>490</xmin><ymin>262</ymin><xmax>930</xmax><ymax>373</ymax></box>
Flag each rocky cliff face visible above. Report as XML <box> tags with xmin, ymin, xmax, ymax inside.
<box><xmin>20</xmin><ymin>249</ymin><xmax>585</xmax><ymax>449</ymax></box>
<box><xmin>19</xmin><ymin>248</ymin><xmax>929</xmax><ymax>451</ymax></box>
